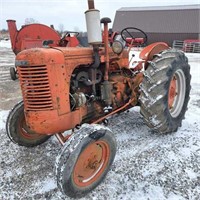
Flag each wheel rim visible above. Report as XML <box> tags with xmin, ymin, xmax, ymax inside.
<box><xmin>168</xmin><ymin>69</ymin><xmax>186</xmax><ymax>118</ymax></box>
<box><xmin>18</xmin><ymin>113</ymin><xmax>45</xmax><ymax>140</ymax></box>
<box><xmin>73</xmin><ymin>140</ymin><xmax>110</xmax><ymax>187</ymax></box>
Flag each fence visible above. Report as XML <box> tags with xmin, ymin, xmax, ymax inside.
<box><xmin>173</xmin><ymin>40</ymin><xmax>200</xmax><ymax>53</ymax></box>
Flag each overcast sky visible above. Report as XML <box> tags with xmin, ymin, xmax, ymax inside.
<box><xmin>0</xmin><ymin>0</ymin><xmax>199</xmax><ymax>31</ymax></box>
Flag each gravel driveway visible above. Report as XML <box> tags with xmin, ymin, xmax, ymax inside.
<box><xmin>0</xmin><ymin>44</ymin><xmax>200</xmax><ymax>200</ymax></box>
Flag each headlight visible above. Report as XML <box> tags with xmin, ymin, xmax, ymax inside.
<box><xmin>112</xmin><ymin>35</ymin><xmax>126</xmax><ymax>54</ymax></box>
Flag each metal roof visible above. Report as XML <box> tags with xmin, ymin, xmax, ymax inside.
<box><xmin>118</xmin><ymin>4</ymin><xmax>200</xmax><ymax>11</ymax></box>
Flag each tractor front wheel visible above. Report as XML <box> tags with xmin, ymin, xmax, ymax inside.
<box><xmin>139</xmin><ymin>49</ymin><xmax>191</xmax><ymax>133</ymax></box>
<box><xmin>6</xmin><ymin>101</ymin><xmax>51</xmax><ymax>147</ymax></box>
<box><xmin>10</xmin><ymin>67</ymin><xmax>18</xmax><ymax>80</ymax></box>
<box><xmin>56</xmin><ymin>124</ymin><xmax>117</xmax><ymax>198</ymax></box>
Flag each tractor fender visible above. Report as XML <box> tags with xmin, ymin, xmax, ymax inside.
<box><xmin>139</xmin><ymin>42</ymin><xmax>169</xmax><ymax>68</ymax></box>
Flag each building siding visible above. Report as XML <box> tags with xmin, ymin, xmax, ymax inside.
<box><xmin>113</xmin><ymin>4</ymin><xmax>200</xmax><ymax>46</ymax></box>
<box><xmin>146</xmin><ymin>33</ymin><xmax>199</xmax><ymax>46</ymax></box>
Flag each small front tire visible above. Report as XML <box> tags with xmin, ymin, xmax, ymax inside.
<box><xmin>6</xmin><ymin>101</ymin><xmax>51</xmax><ymax>147</ymax></box>
<box><xmin>56</xmin><ymin>124</ymin><xmax>117</xmax><ymax>198</ymax></box>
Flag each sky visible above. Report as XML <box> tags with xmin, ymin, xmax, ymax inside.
<box><xmin>0</xmin><ymin>0</ymin><xmax>199</xmax><ymax>32</ymax></box>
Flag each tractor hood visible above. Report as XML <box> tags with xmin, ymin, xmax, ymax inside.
<box><xmin>15</xmin><ymin>47</ymin><xmax>94</xmax><ymax>67</ymax></box>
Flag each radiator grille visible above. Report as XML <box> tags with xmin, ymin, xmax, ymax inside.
<box><xmin>18</xmin><ymin>65</ymin><xmax>53</xmax><ymax>111</ymax></box>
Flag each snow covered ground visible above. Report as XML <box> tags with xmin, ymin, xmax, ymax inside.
<box><xmin>0</xmin><ymin>40</ymin><xmax>200</xmax><ymax>200</ymax></box>
<box><xmin>0</xmin><ymin>40</ymin><xmax>11</xmax><ymax>48</ymax></box>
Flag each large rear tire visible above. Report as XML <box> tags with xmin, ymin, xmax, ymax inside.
<box><xmin>139</xmin><ymin>49</ymin><xmax>191</xmax><ymax>133</ymax></box>
<box><xmin>56</xmin><ymin>124</ymin><xmax>117</xmax><ymax>198</ymax></box>
<box><xmin>6</xmin><ymin>101</ymin><xmax>51</xmax><ymax>147</ymax></box>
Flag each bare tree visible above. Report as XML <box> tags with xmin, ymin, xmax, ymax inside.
<box><xmin>24</xmin><ymin>18</ymin><xmax>38</xmax><ymax>25</ymax></box>
<box><xmin>58</xmin><ymin>23</ymin><xmax>64</xmax><ymax>35</ymax></box>
<box><xmin>73</xmin><ymin>26</ymin><xmax>80</xmax><ymax>32</ymax></box>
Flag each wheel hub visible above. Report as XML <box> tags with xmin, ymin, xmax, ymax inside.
<box><xmin>168</xmin><ymin>69</ymin><xmax>186</xmax><ymax>118</ymax></box>
<box><xmin>168</xmin><ymin>76</ymin><xmax>177</xmax><ymax>109</ymax></box>
<box><xmin>73</xmin><ymin>140</ymin><xmax>110</xmax><ymax>187</ymax></box>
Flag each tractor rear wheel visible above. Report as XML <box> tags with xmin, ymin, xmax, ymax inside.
<box><xmin>56</xmin><ymin>124</ymin><xmax>116</xmax><ymax>198</ymax></box>
<box><xmin>6</xmin><ymin>101</ymin><xmax>51</xmax><ymax>147</ymax></box>
<box><xmin>139</xmin><ymin>49</ymin><xmax>191</xmax><ymax>133</ymax></box>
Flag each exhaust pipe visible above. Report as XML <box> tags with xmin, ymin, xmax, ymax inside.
<box><xmin>88</xmin><ymin>0</ymin><xmax>95</xmax><ymax>9</ymax></box>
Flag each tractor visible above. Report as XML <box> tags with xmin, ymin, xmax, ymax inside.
<box><xmin>7</xmin><ymin>19</ymin><xmax>80</xmax><ymax>80</ymax></box>
<box><xmin>6</xmin><ymin>0</ymin><xmax>191</xmax><ymax>198</ymax></box>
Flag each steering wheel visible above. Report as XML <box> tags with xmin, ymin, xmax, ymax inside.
<box><xmin>121</xmin><ymin>27</ymin><xmax>147</xmax><ymax>46</ymax></box>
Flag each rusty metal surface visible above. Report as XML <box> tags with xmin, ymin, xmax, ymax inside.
<box><xmin>139</xmin><ymin>42</ymin><xmax>169</xmax><ymax>69</ymax></box>
<box><xmin>18</xmin><ymin>65</ymin><xmax>53</xmax><ymax>111</ymax></box>
<box><xmin>7</xmin><ymin>20</ymin><xmax>61</xmax><ymax>55</ymax></box>
<box><xmin>16</xmin><ymin>47</ymin><xmax>94</xmax><ymax>134</ymax></box>
<box><xmin>139</xmin><ymin>42</ymin><xmax>169</xmax><ymax>60</ymax></box>
<box><xmin>88</xmin><ymin>0</ymin><xmax>95</xmax><ymax>9</ymax></box>
<box><xmin>103</xmin><ymin>23</ymin><xmax>110</xmax><ymax>81</ymax></box>
<box><xmin>15</xmin><ymin>37</ymin><xmax>169</xmax><ymax>137</ymax></box>
<box><xmin>26</xmin><ymin>108</ymin><xmax>82</xmax><ymax>135</ymax></box>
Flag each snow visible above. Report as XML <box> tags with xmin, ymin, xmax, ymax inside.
<box><xmin>38</xmin><ymin>178</ymin><xmax>57</xmax><ymax>193</ymax></box>
<box><xmin>0</xmin><ymin>110</ymin><xmax>9</xmax><ymax>129</ymax></box>
<box><xmin>0</xmin><ymin>45</ymin><xmax>200</xmax><ymax>199</ymax></box>
<box><xmin>0</xmin><ymin>40</ymin><xmax>11</xmax><ymax>48</ymax></box>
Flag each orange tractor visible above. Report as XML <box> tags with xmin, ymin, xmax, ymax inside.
<box><xmin>7</xmin><ymin>19</ymin><xmax>80</xmax><ymax>80</ymax></box>
<box><xmin>6</xmin><ymin>0</ymin><xmax>191</xmax><ymax>198</ymax></box>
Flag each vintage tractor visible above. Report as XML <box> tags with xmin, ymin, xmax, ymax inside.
<box><xmin>7</xmin><ymin>20</ymin><xmax>144</xmax><ymax>81</ymax></box>
<box><xmin>7</xmin><ymin>20</ymin><xmax>80</xmax><ymax>80</ymax></box>
<box><xmin>6</xmin><ymin>0</ymin><xmax>191</xmax><ymax>198</ymax></box>
<box><xmin>7</xmin><ymin>20</ymin><xmax>80</xmax><ymax>55</ymax></box>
